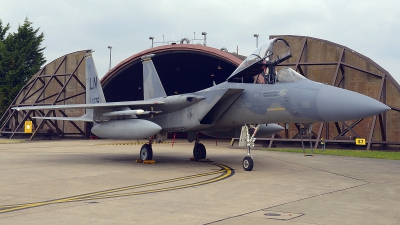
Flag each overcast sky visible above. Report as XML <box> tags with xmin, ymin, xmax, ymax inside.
<box><xmin>1</xmin><ymin>0</ymin><xmax>399</xmax><ymax>82</ymax></box>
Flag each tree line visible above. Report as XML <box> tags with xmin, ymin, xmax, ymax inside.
<box><xmin>0</xmin><ymin>18</ymin><xmax>46</xmax><ymax>118</ymax></box>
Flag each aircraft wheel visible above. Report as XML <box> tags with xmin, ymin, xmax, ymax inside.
<box><xmin>242</xmin><ymin>156</ymin><xmax>254</xmax><ymax>171</ymax></box>
<box><xmin>193</xmin><ymin>143</ymin><xmax>206</xmax><ymax>161</ymax></box>
<box><xmin>140</xmin><ymin>144</ymin><xmax>153</xmax><ymax>161</ymax></box>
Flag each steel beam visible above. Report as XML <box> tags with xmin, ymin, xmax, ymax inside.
<box><xmin>315</xmin><ymin>48</ymin><xmax>345</xmax><ymax>149</ymax></box>
<box><xmin>367</xmin><ymin>74</ymin><xmax>386</xmax><ymax>150</ymax></box>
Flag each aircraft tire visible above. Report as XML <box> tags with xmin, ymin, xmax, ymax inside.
<box><xmin>242</xmin><ymin>156</ymin><xmax>253</xmax><ymax>171</ymax></box>
<box><xmin>193</xmin><ymin>143</ymin><xmax>206</xmax><ymax>161</ymax></box>
<box><xmin>140</xmin><ymin>144</ymin><xmax>153</xmax><ymax>161</ymax></box>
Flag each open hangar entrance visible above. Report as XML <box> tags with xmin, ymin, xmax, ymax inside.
<box><xmin>1</xmin><ymin>35</ymin><xmax>399</xmax><ymax>150</ymax></box>
<box><xmin>101</xmin><ymin>44</ymin><xmax>243</xmax><ymax>102</ymax></box>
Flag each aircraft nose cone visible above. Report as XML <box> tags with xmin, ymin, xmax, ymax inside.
<box><xmin>316</xmin><ymin>85</ymin><xmax>390</xmax><ymax>122</ymax></box>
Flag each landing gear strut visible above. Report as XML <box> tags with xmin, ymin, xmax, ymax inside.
<box><xmin>193</xmin><ymin>133</ymin><xmax>206</xmax><ymax>161</ymax></box>
<box><xmin>241</xmin><ymin>124</ymin><xmax>260</xmax><ymax>171</ymax></box>
<box><xmin>298</xmin><ymin>123</ymin><xmax>314</xmax><ymax>156</ymax></box>
<box><xmin>140</xmin><ymin>136</ymin><xmax>154</xmax><ymax>161</ymax></box>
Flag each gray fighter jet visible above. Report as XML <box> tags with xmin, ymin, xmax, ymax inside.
<box><xmin>13</xmin><ymin>38</ymin><xmax>390</xmax><ymax>171</ymax></box>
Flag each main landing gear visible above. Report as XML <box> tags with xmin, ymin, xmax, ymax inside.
<box><xmin>193</xmin><ymin>133</ymin><xmax>207</xmax><ymax>161</ymax></box>
<box><xmin>140</xmin><ymin>136</ymin><xmax>154</xmax><ymax>161</ymax></box>
<box><xmin>241</xmin><ymin>124</ymin><xmax>261</xmax><ymax>171</ymax></box>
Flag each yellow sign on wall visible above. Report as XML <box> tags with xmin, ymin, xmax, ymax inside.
<box><xmin>24</xmin><ymin>121</ymin><xmax>33</xmax><ymax>133</ymax></box>
<box><xmin>355</xmin><ymin>138</ymin><xmax>366</xmax><ymax>145</ymax></box>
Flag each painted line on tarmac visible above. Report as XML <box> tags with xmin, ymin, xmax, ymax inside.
<box><xmin>0</xmin><ymin>163</ymin><xmax>234</xmax><ymax>214</ymax></box>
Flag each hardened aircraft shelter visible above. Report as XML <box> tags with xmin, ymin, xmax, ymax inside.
<box><xmin>1</xmin><ymin>35</ymin><xmax>399</xmax><ymax>150</ymax></box>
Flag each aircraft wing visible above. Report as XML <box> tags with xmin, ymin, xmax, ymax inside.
<box><xmin>12</xmin><ymin>100</ymin><xmax>165</xmax><ymax>111</ymax></box>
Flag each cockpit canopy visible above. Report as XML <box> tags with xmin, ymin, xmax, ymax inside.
<box><xmin>227</xmin><ymin>38</ymin><xmax>292</xmax><ymax>83</ymax></box>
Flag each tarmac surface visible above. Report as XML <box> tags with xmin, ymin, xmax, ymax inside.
<box><xmin>0</xmin><ymin>138</ymin><xmax>399</xmax><ymax>225</ymax></box>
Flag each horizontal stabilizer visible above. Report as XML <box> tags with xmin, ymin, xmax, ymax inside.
<box><xmin>12</xmin><ymin>100</ymin><xmax>165</xmax><ymax>111</ymax></box>
<box><xmin>33</xmin><ymin>111</ymin><xmax>94</xmax><ymax>122</ymax></box>
<box><xmin>33</xmin><ymin>116</ymin><xmax>93</xmax><ymax>122</ymax></box>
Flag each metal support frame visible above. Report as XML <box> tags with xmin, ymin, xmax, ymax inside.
<box><xmin>0</xmin><ymin>50</ymin><xmax>91</xmax><ymax>139</ymax></box>
<box><xmin>299</xmin><ymin>123</ymin><xmax>314</xmax><ymax>156</ymax></box>
<box><xmin>366</xmin><ymin>74</ymin><xmax>386</xmax><ymax>150</ymax></box>
<box><xmin>267</xmin><ymin>36</ymin><xmax>400</xmax><ymax>150</ymax></box>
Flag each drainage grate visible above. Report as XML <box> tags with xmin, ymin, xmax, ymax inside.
<box><xmin>264</xmin><ymin>213</ymin><xmax>281</xmax><ymax>217</ymax></box>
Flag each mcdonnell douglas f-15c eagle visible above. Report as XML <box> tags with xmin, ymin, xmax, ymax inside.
<box><xmin>13</xmin><ymin>38</ymin><xmax>390</xmax><ymax>171</ymax></box>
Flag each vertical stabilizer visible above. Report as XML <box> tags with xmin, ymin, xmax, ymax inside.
<box><xmin>141</xmin><ymin>54</ymin><xmax>167</xmax><ymax>100</ymax></box>
<box><xmin>85</xmin><ymin>53</ymin><xmax>106</xmax><ymax>121</ymax></box>
<box><xmin>86</xmin><ymin>54</ymin><xmax>106</xmax><ymax>104</ymax></box>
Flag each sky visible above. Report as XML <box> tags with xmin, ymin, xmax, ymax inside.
<box><xmin>1</xmin><ymin>0</ymin><xmax>399</xmax><ymax>82</ymax></box>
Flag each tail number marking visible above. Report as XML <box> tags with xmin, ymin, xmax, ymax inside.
<box><xmin>91</xmin><ymin>97</ymin><xmax>100</xmax><ymax>103</ymax></box>
<box><xmin>90</xmin><ymin>77</ymin><xmax>98</xmax><ymax>90</ymax></box>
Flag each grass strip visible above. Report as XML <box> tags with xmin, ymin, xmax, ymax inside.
<box><xmin>260</xmin><ymin>148</ymin><xmax>400</xmax><ymax>160</ymax></box>
<box><xmin>0</xmin><ymin>139</ymin><xmax>25</xmax><ymax>144</ymax></box>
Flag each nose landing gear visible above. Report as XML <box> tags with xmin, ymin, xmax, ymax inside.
<box><xmin>240</xmin><ymin>124</ymin><xmax>260</xmax><ymax>171</ymax></box>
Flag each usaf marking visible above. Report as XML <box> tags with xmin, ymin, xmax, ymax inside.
<box><xmin>262</xmin><ymin>89</ymin><xmax>288</xmax><ymax>98</ymax></box>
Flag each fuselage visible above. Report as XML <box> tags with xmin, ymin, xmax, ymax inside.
<box><xmin>149</xmin><ymin>79</ymin><xmax>320</xmax><ymax>132</ymax></box>
<box><xmin>210</xmin><ymin>80</ymin><xmax>322</xmax><ymax>126</ymax></box>
<box><xmin>149</xmin><ymin>70</ymin><xmax>389</xmax><ymax>133</ymax></box>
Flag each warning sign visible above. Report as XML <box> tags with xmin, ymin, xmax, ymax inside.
<box><xmin>24</xmin><ymin>121</ymin><xmax>32</xmax><ymax>133</ymax></box>
<box><xmin>355</xmin><ymin>138</ymin><xmax>366</xmax><ymax>145</ymax></box>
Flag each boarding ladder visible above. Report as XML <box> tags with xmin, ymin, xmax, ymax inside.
<box><xmin>298</xmin><ymin>123</ymin><xmax>314</xmax><ymax>157</ymax></box>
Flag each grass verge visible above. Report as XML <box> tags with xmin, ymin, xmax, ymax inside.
<box><xmin>259</xmin><ymin>148</ymin><xmax>400</xmax><ymax>160</ymax></box>
<box><xmin>0</xmin><ymin>139</ymin><xmax>25</xmax><ymax>144</ymax></box>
